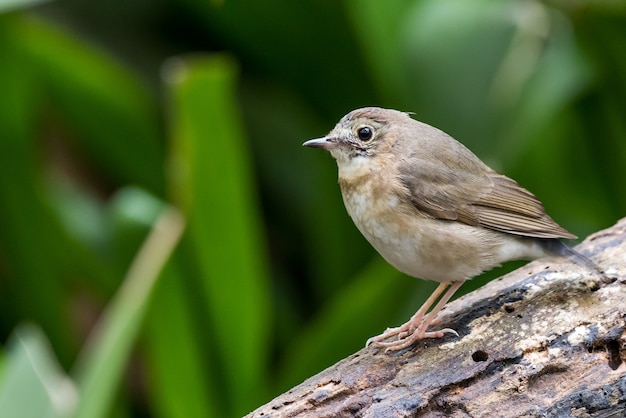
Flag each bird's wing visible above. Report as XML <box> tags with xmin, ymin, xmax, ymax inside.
<box><xmin>398</xmin><ymin>161</ymin><xmax>576</xmax><ymax>240</ymax></box>
<box><xmin>470</xmin><ymin>173</ymin><xmax>576</xmax><ymax>239</ymax></box>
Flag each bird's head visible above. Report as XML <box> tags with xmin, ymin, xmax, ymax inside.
<box><xmin>303</xmin><ymin>107</ymin><xmax>411</xmax><ymax>164</ymax></box>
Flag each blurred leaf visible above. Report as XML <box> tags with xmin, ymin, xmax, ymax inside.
<box><xmin>0</xmin><ymin>0</ymin><xmax>50</xmax><ymax>14</ymax></box>
<box><xmin>72</xmin><ymin>206</ymin><xmax>184</xmax><ymax>418</ymax></box>
<box><xmin>165</xmin><ymin>54</ymin><xmax>271</xmax><ymax>415</ymax></box>
<box><xmin>0</xmin><ymin>16</ymin><xmax>78</xmax><ymax>364</ymax></box>
<box><xmin>491</xmin><ymin>4</ymin><xmax>592</xmax><ymax>166</ymax></box>
<box><xmin>0</xmin><ymin>324</ymin><xmax>77</xmax><ymax>418</ymax></box>
<box><xmin>400</xmin><ymin>0</ymin><xmax>520</xmax><ymax>147</ymax></box>
<box><xmin>107</xmin><ymin>187</ymin><xmax>170</xmax><ymax>276</ymax></box>
<box><xmin>344</xmin><ymin>0</ymin><xmax>413</xmax><ymax>107</ymax></box>
<box><xmin>278</xmin><ymin>259</ymin><xmax>412</xmax><ymax>391</ymax></box>
<box><xmin>14</xmin><ymin>15</ymin><xmax>164</xmax><ymax>194</ymax></box>
<box><xmin>181</xmin><ymin>0</ymin><xmax>374</xmax><ymax>117</ymax></box>
<box><xmin>573</xmin><ymin>11</ymin><xmax>626</xmax><ymax>223</ymax></box>
<box><xmin>108</xmin><ymin>191</ymin><xmax>220</xmax><ymax>417</ymax></box>
<box><xmin>47</xmin><ymin>179</ymin><xmax>108</xmax><ymax>257</ymax></box>
<box><xmin>144</xmin><ymin>261</ymin><xmax>222</xmax><ymax>418</ymax></box>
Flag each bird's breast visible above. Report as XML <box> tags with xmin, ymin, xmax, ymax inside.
<box><xmin>337</xmin><ymin>168</ymin><xmax>515</xmax><ymax>282</ymax></box>
<box><xmin>338</xmin><ymin>169</ymin><xmax>438</xmax><ymax>278</ymax></box>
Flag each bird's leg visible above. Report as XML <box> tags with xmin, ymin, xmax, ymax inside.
<box><xmin>373</xmin><ymin>280</ymin><xmax>464</xmax><ymax>352</ymax></box>
<box><xmin>366</xmin><ymin>281</ymin><xmax>451</xmax><ymax>347</ymax></box>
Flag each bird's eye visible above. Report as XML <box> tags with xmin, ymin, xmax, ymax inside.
<box><xmin>357</xmin><ymin>126</ymin><xmax>373</xmax><ymax>141</ymax></box>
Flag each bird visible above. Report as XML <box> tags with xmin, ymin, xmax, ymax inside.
<box><xmin>303</xmin><ymin>107</ymin><xmax>594</xmax><ymax>352</ymax></box>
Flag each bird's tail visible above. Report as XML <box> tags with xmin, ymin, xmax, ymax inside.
<box><xmin>540</xmin><ymin>239</ymin><xmax>603</xmax><ymax>275</ymax></box>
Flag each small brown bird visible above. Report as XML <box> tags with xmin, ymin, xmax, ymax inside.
<box><xmin>303</xmin><ymin>107</ymin><xmax>590</xmax><ymax>352</ymax></box>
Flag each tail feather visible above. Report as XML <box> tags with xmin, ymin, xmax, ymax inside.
<box><xmin>539</xmin><ymin>239</ymin><xmax>603</xmax><ymax>274</ymax></box>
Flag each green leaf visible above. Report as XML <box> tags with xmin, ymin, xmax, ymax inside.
<box><xmin>165</xmin><ymin>54</ymin><xmax>271</xmax><ymax>415</ymax></box>
<box><xmin>15</xmin><ymin>16</ymin><xmax>164</xmax><ymax>194</ymax></box>
<box><xmin>344</xmin><ymin>0</ymin><xmax>413</xmax><ymax>106</ymax></box>
<box><xmin>0</xmin><ymin>324</ymin><xmax>77</xmax><ymax>418</ymax></box>
<box><xmin>107</xmin><ymin>187</ymin><xmax>172</xmax><ymax>276</ymax></box>
<box><xmin>0</xmin><ymin>16</ymin><xmax>77</xmax><ymax>364</ymax></box>
<box><xmin>144</xmin><ymin>261</ymin><xmax>222</xmax><ymax>418</ymax></box>
<box><xmin>71</xmin><ymin>206</ymin><xmax>185</xmax><ymax>418</ymax></box>
<box><xmin>0</xmin><ymin>0</ymin><xmax>50</xmax><ymax>14</ymax></box>
<box><xmin>278</xmin><ymin>259</ymin><xmax>413</xmax><ymax>391</ymax></box>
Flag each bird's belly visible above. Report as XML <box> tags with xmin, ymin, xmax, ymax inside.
<box><xmin>342</xmin><ymin>190</ymin><xmax>509</xmax><ymax>282</ymax></box>
<box><xmin>360</xmin><ymin>218</ymin><xmax>487</xmax><ymax>282</ymax></box>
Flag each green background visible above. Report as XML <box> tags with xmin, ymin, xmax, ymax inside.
<box><xmin>0</xmin><ymin>0</ymin><xmax>624</xmax><ymax>417</ymax></box>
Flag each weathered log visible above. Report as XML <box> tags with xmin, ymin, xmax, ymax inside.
<box><xmin>247</xmin><ymin>218</ymin><xmax>626</xmax><ymax>418</ymax></box>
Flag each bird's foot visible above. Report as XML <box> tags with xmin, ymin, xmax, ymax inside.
<box><xmin>367</xmin><ymin>315</ymin><xmax>458</xmax><ymax>352</ymax></box>
<box><xmin>365</xmin><ymin>324</ymin><xmax>410</xmax><ymax>347</ymax></box>
<box><xmin>375</xmin><ymin>328</ymin><xmax>459</xmax><ymax>353</ymax></box>
<box><xmin>367</xmin><ymin>281</ymin><xmax>464</xmax><ymax>352</ymax></box>
<box><xmin>365</xmin><ymin>311</ymin><xmax>427</xmax><ymax>347</ymax></box>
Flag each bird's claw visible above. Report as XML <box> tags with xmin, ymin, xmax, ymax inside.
<box><xmin>368</xmin><ymin>325</ymin><xmax>459</xmax><ymax>352</ymax></box>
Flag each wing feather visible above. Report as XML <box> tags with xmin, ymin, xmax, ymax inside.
<box><xmin>399</xmin><ymin>162</ymin><xmax>575</xmax><ymax>239</ymax></box>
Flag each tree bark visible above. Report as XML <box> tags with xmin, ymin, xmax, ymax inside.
<box><xmin>247</xmin><ymin>218</ymin><xmax>626</xmax><ymax>418</ymax></box>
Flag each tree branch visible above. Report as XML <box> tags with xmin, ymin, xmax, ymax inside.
<box><xmin>247</xmin><ymin>218</ymin><xmax>626</xmax><ymax>417</ymax></box>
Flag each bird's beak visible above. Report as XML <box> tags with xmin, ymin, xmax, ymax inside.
<box><xmin>302</xmin><ymin>136</ymin><xmax>338</xmax><ymax>150</ymax></box>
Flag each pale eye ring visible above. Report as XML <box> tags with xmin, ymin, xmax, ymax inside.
<box><xmin>357</xmin><ymin>126</ymin><xmax>373</xmax><ymax>141</ymax></box>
